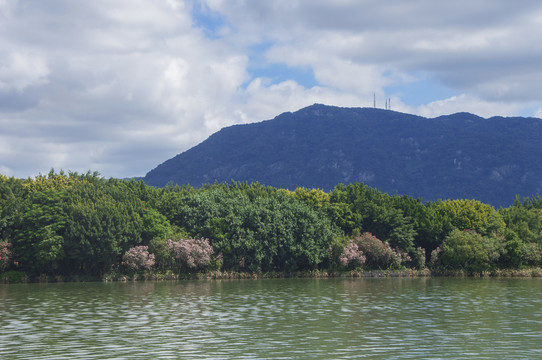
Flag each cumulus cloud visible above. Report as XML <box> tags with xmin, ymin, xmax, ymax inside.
<box><xmin>0</xmin><ymin>0</ymin><xmax>541</xmax><ymax>178</ymax></box>
<box><xmin>0</xmin><ymin>0</ymin><xmax>249</xmax><ymax>178</ymax></box>
<box><xmin>413</xmin><ymin>94</ymin><xmax>524</xmax><ymax>119</ymax></box>
<box><xmin>0</xmin><ymin>52</ymin><xmax>49</xmax><ymax>92</ymax></box>
<box><xmin>203</xmin><ymin>1</ymin><xmax>542</xmax><ymax>113</ymax></box>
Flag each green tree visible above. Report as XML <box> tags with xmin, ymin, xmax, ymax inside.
<box><xmin>439</xmin><ymin>229</ymin><xmax>504</xmax><ymax>272</ymax></box>
<box><xmin>61</xmin><ymin>179</ymin><xmax>144</xmax><ymax>276</ymax></box>
<box><xmin>329</xmin><ymin>183</ymin><xmax>416</xmax><ymax>251</ymax></box>
<box><xmin>14</xmin><ymin>190</ymin><xmax>67</xmax><ymax>274</ymax></box>
<box><xmin>293</xmin><ymin>187</ymin><xmax>330</xmax><ymax>208</ymax></box>
<box><xmin>141</xmin><ymin>207</ymin><xmax>171</xmax><ymax>243</ymax></box>
<box><xmin>157</xmin><ymin>183</ymin><xmax>339</xmax><ymax>272</ymax></box>
<box><xmin>433</xmin><ymin>199</ymin><xmax>506</xmax><ymax>238</ymax></box>
<box><xmin>0</xmin><ymin>176</ymin><xmax>27</xmax><ymax>245</ymax></box>
<box><xmin>499</xmin><ymin>199</ymin><xmax>542</xmax><ymax>244</ymax></box>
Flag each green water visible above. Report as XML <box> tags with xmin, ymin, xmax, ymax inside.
<box><xmin>1</xmin><ymin>277</ymin><xmax>541</xmax><ymax>359</ymax></box>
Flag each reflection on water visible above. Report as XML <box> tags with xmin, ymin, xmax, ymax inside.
<box><xmin>1</xmin><ymin>278</ymin><xmax>542</xmax><ymax>359</ymax></box>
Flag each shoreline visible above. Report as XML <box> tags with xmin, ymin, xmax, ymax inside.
<box><xmin>3</xmin><ymin>267</ymin><xmax>542</xmax><ymax>284</ymax></box>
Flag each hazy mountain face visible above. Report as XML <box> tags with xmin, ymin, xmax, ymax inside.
<box><xmin>144</xmin><ymin>104</ymin><xmax>542</xmax><ymax>207</ymax></box>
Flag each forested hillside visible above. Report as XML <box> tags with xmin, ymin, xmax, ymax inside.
<box><xmin>2</xmin><ymin>171</ymin><xmax>542</xmax><ymax>281</ymax></box>
<box><xmin>144</xmin><ymin>104</ymin><xmax>542</xmax><ymax>207</ymax></box>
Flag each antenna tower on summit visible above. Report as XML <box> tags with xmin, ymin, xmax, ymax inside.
<box><xmin>384</xmin><ymin>98</ymin><xmax>391</xmax><ymax>110</ymax></box>
<box><xmin>373</xmin><ymin>93</ymin><xmax>376</xmax><ymax>108</ymax></box>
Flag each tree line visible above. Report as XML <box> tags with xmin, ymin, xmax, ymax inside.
<box><xmin>1</xmin><ymin>170</ymin><xmax>541</xmax><ymax>280</ymax></box>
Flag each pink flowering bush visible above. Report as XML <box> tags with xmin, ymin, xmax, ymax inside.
<box><xmin>0</xmin><ymin>241</ymin><xmax>12</xmax><ymax>272</ymax></box>
<box><xmin>354</xmin><ymin>232</ymin><xmax>402</xmax><ymax>269</ymax></box>
<box><xmin>338</xmin><ymin>238</ymin><xmax>366</xmax><ymax>270</ymax></box>
<box><xmin>123</xmin><ymin>245</ymin><xmax>155</xmax><ymax>271</ymax></box>
<box><xmin>391</xmin><ymin>247</ymin><xmax>412</xmax><ymax>266</ymax></box>
<box><xmin>167</xmin><ymin>237</ymin><xmax>213</xmax><ymax>271</ymax></box>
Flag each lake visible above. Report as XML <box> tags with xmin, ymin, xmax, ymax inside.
<box><xmin>1</xmin><ymin>277</ymin><xmax>541</xmax><ymax>359</ymax></box>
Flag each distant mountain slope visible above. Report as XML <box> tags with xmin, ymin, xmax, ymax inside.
<box><xmin>143</xmin><ymin>104</ymin><xmax>542</xmax><ymax>207</ymax></box>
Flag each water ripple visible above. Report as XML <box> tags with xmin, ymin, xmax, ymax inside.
<box><xmin>1</xmin><ymin>278</ymin><xmax>542</xmax><ymax>359</ymax></box>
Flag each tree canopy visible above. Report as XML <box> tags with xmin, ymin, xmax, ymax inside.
<box><xmin>1</xmin><ymin>172</ymin><xmax>541</xmax><ymax>279</ymax></box>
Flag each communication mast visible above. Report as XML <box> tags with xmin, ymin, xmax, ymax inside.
<box><xmin>384</xmin><ymin>98</ymin><xmax>391</xmax><ymax>110</ymax></box>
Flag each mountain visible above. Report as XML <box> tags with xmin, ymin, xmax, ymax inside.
<box><xmin>143</xmin><ymin>104</ymin><xmax>542</xmax><ymax>207</ymax></box>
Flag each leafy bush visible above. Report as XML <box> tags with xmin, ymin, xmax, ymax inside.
<box><xmin>353</xmin><ymin>232</ymin><xmax>402</xmax><ymax>269</ymax></box>
<box><xmin>410</xmin><ymin>246</ymin><xmax>426</xmax><ymax>269</ymax></box>
<box><xmin>0</xmin><ymin>241</ymin><xmax>11</xmax><ymax>271</ymax></box>
<box><xmin>429</xmin><ymin>247</ymin><xmax>442</xmax><ymax>269</ymax></box>
<box><xmin>521</xmin><ymin>242</ymin><xmax>542</xmax><ymax>266</ymax></box>
<box><xmin>338</xmin><ymin>238</ymin><xmax>366</xmax><ymax>270</ymax></box>
<box><xmin>167</xmin><ymin>237</ymin><xmax>213</xmax><ymax>271</ymax></box>
<box><xmin>148</xmin><ymin>237</ymin><xmax>175</xmax><ymax>271</ymax></box>
<box><xmin>439</xmin><ymin>229</ymin><xmax>505</xmax><ymax>272</ymax></box>
<box><xmin>123</xmin><ymin>246</ymin><xmax>155</xmax><ymax>271</ymax></box>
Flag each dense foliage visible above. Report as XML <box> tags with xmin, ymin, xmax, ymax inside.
<box><xmin>1</xmin><ymin>170</ymin><xmax>542</xmax><ymax>279</ymax></box>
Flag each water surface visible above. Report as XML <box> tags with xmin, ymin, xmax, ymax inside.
<box><xmin>1</xmin><ymin>277</ymin><xmax>541</xmax><ymax>359</ymax></box>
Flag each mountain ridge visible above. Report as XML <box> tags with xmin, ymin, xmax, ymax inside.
<box><xmin>144</xmin><ymin>104</ymin><xmax>542</xmax><ymax>207</ymax></box>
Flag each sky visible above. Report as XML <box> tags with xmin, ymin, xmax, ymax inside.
<box><xmin>1</xmin><ymin>0</ymin><xmax>542</xmax><ymax>179</ymax></box>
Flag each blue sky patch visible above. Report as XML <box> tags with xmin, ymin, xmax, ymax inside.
<box><xmin>385</xmin><ymin>72</ymin><xmax>457</xmax><ymax>107</ymax></box>
<box><xmin>191</xmin><ymin>2</ymin><xmax>228</xmax><ymax>38</ymax></box>
<box><xmin>246</xmin><ymin>42</ymin><xmax>317</xmax><ymax>88</ymax></box>
<box><xmin>248</xmin><ymin>63</ymin><xmax>317</xmax><ymax>88</ymax></box>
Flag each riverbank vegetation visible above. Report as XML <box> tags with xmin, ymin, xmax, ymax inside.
<box><xmin>1</xmin><ymin>170</ymin><xmax>542</xmax><ymax>282</ymax></box>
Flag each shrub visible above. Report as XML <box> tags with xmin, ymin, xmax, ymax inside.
<box><xmin>354</xmin><ymin>232</ymin><xmax>402</xmax><ymax>269</ymax></box>
<box><xmin>338</xmin><ymin>238</ymin><xmax>366</xmax><ymax>270</ymax></box>
<box><xmin>440</xmin><ymin>229</ymin><xmax>505</xmax><ymax>272</ymax></box>
<box><xmin>410</xmin><ymin>246</ymin><xmax>426</xmax><ymax>269</ymax></box>
<box><xmin>392</xmin><ymin>247</ymin><xmax>411</xmax><ymax>266</ymax></box>
<box><xmin>167</xmin><ymin>237</ymin><xmax>213</xmax><ymax>271</ymax></box>
<box><xmin>429</xmin><ymin>247</ymin><xmax>442</xmax><ymax>269</ymax></box>
<box><xmin>0</xmin><ymin>241</ymin><xmax>12</xmax><ymax>272</ymax></box>
<box><xmin>501</xmin><ymin>230</ymin><xmax>523</xmax><ymax>268</ymax></box>
<box><xmin>149</xmin><ymin>237</ymin><xmax>175</xmax><ymax>270</ymax></box>
<box><xmin>123</xmin><ymin>246</ymin><xmax>155</xmax><ymax>271</ymax></box>
<box><xmin>522</xmin><ymin>242</ymin><xmax>542</xmax><ymax>266</ymax></box>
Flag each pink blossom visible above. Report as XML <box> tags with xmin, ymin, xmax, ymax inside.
<box><xmin>354</xmin><ymin>232</ymin><xmax>403</xmax><ymax>269</ymax></box>
<box><xmin>167</xmin><ymin>237</ymin><xmax>213</xmax><ymax>270</ymax></box>
<box><xmin>123</xmin><ymin>245</ymin><xmax>155</xmax><ymax>271</ymax></box>
<box><xmin>339</xmin><ymin>239</ymin><xmax>366</xmax><ymax>268</ymax></box>
<box><xmin>0</xmin><ymin>241</ymin><xmax>12</xmax><ymax>271</ymax></box>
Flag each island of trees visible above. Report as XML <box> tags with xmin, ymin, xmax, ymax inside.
<box><xmin>1</xmin><ymin>170</ymin><xmax>542</xmax><ymax>282</ymax></box>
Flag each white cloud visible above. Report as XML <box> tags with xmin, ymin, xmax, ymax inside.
<box><xmin>206</xmin><ymin>0</ymin><xmax>542</xmax><ymax>105</ymax></box>
<box><xmin>242</xmin><ymin>78</ymin><xmax>372</xmax><ymax>123</ymax></box>
<box><xmin>0</xmin><ymin>1</ymin><xmax>255</xmax><ymax>178</ymax></box>
<box><xmin>1</xmin><ymin>0</ymin><xmax>542</xmax><ymax>179</ymax></box>
<box><xmin>0</xmin><ymin>52</ymin><xmax>49</xmax><ymax>92</ymax></box>
<box><xmin>414</xmin><ymin>94</ymin><xmax>523</xmax><ymax>119</ymax></box>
